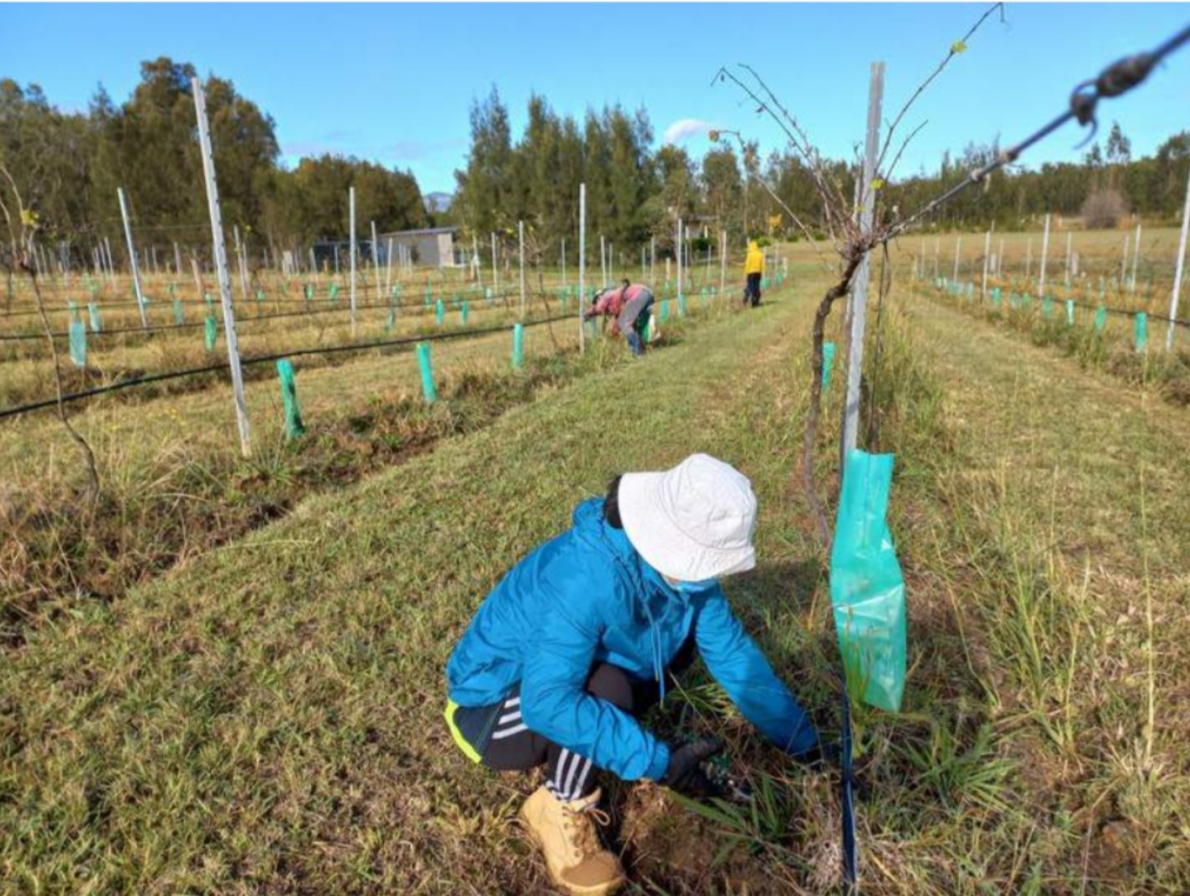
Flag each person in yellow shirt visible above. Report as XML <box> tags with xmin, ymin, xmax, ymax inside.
<box><xmin>744</xmin><ymin>240</ymin><xmax>764</xmax><ymax>307</ymax></box>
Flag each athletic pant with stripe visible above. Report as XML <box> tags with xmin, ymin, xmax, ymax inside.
<box><xmin>451</xmin><ymin>638</ymin><xmax>695</xmax><ymax>803</ymax></box>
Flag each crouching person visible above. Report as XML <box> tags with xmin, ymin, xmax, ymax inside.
<box><xmin>444</xmin><ymin>454</ymin><xmax>826</xmax><ymax>895</ymax></box>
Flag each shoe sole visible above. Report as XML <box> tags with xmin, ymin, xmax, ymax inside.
<box><xmin>517</xmin><ymin>808</ymin><xmax>627</xmax><ymax>896</ymax></box>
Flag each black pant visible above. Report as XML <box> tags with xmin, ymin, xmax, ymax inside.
<box><xmin>745</xmin><ymin>272</ymin><xmax>762</xmax><ymax>307</ymax></box>
<box><xmin>479</xmin><ymin>638</ymin><xmax>697</xmax><ymax>802</ymax></box>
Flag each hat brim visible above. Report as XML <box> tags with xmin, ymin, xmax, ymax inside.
<box><xmin>619</xmin><ymin>471</ymin><xmax>756</xmax><ymax>582</ymax></box>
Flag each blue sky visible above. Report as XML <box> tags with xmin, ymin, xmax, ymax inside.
<box><xmin>2</xmin><ymin>3</ymin><xmax>1188</xmax><ymax>195</ymax></box>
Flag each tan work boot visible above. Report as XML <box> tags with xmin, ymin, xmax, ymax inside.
<box><xmin>519</xmin><ymin>786</ymin><xmax>626</xmax><ymax>896</ymax></box>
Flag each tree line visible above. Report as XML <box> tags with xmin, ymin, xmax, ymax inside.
<box><xmin>0</xmin><ymin>58</ymin><xmax>428</xmax><ymax>272</ymax></box>
<box><xmin>3</xmin><ymin>60</ymin><xmax>1187</xmax><ymax>276</ymax></box>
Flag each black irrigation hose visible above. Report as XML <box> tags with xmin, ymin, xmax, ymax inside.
<box><xmin>0</xmin><ymin>281</ymin><xmax>541</xmax><ymax>321</ymax></box>
<box><xmin>0</xmin><ymin>288</ymin><xmax>546</xmax><ymax>342</ymax></box>
<box><xmin>0</xmin><ymin>313</ymin><xmax>575</xmax><ymax>422</ymax></box>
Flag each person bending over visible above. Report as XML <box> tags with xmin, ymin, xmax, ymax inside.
<box><xmin>584</xmin><ymin>280</ymin><xmax>655</xmax><ymax>356</ymax></box>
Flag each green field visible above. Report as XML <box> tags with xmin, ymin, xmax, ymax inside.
<box><xmin>4</xmin><ymin>250</ymin><xmax>1190</xmax><ymax>893</ymax></box>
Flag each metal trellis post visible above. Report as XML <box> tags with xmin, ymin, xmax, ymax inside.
<box><xmin>192</xmin><ymin>76</ymin><xmax>251</xmax><ymax>458</ymax></box>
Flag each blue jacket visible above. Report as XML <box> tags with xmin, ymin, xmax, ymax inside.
<box><xmin>446</xmin><ymin>498</ymin><xmax>818</xmax><ymax>782</ymax></box>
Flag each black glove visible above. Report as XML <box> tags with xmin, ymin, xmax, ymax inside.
<box><xmin>661</xmin><ymin>738</ymin><xmax>724</xmax><ymax>796</ymax></box>
<box><xmin>789</xmin><ymin>740</ymin><xmax>842</xmax><ymax>769</ymax></box>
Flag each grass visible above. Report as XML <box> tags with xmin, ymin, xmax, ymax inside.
<box><xmin>3</xmin><ymin>249</ymin><xmax>1190</xmax><ymax>894</ymax></box>
<box><xmin>0</xmin><ymin>280</ymin><xmax>759</xmax><ymax>649</ymax></box>
<box><xmin>919</xmin><ymin>275</ymin><xmax>1190</xmax><ymax>408</ymax></box>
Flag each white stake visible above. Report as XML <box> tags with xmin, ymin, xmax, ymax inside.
<box><xmin>982</xmin><ymin>230</ymin><xmax>991</xmax><ymax>300</ymax></box>
<box><xmin>1038</xmin><ymin>212</ymin><xmax>1051</xmax><ymax>297</ymax></box>
<box><xmin>349</xmin><ymin>186</ymin><xmax>357</xmax><ymax>336</ymax></box>
<box><xmin>1131</xmin><ymin>222</ymin><xmax>1142</xmax><ymax>293</ymax></box>
<box><xmin>386</xmin><ymin>237</ymin><xmax>394</xmax><ymax>295</ymax></box>
<box><xmin>371</xmin><ymin>220</ymin><xmax>381</xmax><ymax>296</ymax></box>
<box><xmin>491</xmin><ymin>232</ymin><xmax>499</xmax><ymax>297</ymax></box>
<box><xmin>719</xmin><ymin>229</ymin><xmax>727</xmax><ymax>297</ymax></box>
<box><xmin>842</xmin><ymin>61</ymin><xmax>884</xmax><ymax>462</ymax></box>
<box><xmin>192</xmin><ymin>76</ymin><xmax>251</xmax><ymax>457</ymax></box>
<box><xmin>677</xmin><ymin>218</ymin><xmax>683</xmax><ymax>299</ymax></box>
<box><xmin>233</xmin><ymin>225</ymin><xmax>249</xmax><ymax>301</ymax></box>
<box><xmin>518</xmin><ymin>219</ymin><xmax>526</xmax><ymax>318</ymax></box>
<box><xmin>472</xmin><ymin>233</ymin><xmax>481</xmax><ymax>288</ymax></box>
<box><xmin>579</xmin><ymin>183</ymin><xmax>587</xmax><ymax>353</ymax></box>
<box><xmin>1121</xmin><ymin>232</ymin><xmax>1130</xmax><ymax>283</ymax></box>
<box><xmin>117</xmin><ymin>187</ymin><xmax>148</xmax><ymax>328</ymax></box>
<box><xmin>1167</xmin><ymin>165</ymin><xmax>1190</xmax><ymax>351</ymax></box>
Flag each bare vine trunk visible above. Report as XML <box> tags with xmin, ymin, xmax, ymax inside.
<box><xmin>24</xmin><ymin>259</ymin><xmax>101</xmax><ymax>500</ymax></box>
<box><xmin>800</xmin><ymin>250</ymin><xmax>863</xmax><ymax>552</ymax></box>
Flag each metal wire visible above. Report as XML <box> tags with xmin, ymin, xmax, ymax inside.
<box><xmin>887</xmin><ymin>21</ymin><xmax>1190</xmax><ymax>241</ymax></box>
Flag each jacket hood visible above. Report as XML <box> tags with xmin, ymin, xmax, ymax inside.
<box><xmin>572</xmin><ymin>498</ymin><xmax>681</xmax><ymax>610</ymax></box>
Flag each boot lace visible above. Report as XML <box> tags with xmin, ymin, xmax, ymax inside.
<box><xmin>563</xmin><ymin>805</ymin><xmax>612</xmax><ymax>862</ymax></box>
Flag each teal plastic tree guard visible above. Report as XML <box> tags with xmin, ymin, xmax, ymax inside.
<box><xmin>204</xmin><ymin>315</ymin><xmax>217</xmax><ymax>350</ymax></box>
<box><xmin>329</xmin><ymin>284</ymin><xmax>340</xmax><ymax>303</ymax></box>
<box><xmin>256</xmin><ymin>289</ymin><xmax>265</xmax><ymax>304</ymax></box>
<box><xmin>416</xmin><ymin>342</ymin><xmax>437</xmax><ymax>403</ymax></box>
<box><xmin>436</xmin><ymin>298</ymin><xmax>445</xmax><ymax>326</ymax></box>
<box><xmin>830</xmin><ymin>449</ymin><xmax>906</xmax><ymax>712</ymax></box>
<box><xmin>173</xmin><ymin>299</ymin><xmax>185</xmax><ymax>325</ymax></box>
<box><xmin>88</xmin><ymin>302</ymin><xmax>102</xmax><ymax>333</ymax></box>
<box><xmin>1043</xmin><ymin>297</ymin><xmax>1054</xmax><ymax>318</ymax></box>
<box><xmin>385</xmin><ymin>307</ymin><xmax>396</xmax><ymax>332</ymax></box>
<box><xmin>822</xmin><ymin>342</ymin><xmax>837</xmax><ymax>393</ymax></box>
<box><xmin>304</xmin><ymin>283</ymin><xmax>314</xmax><ymax>302</ymax></box>
<box><xmin>461</xmin><ymin>301</ymin><xmax>469</xmax><ymax>325</ymax></box>
<box><xmin>512</xmin><ymin>323</ymin><xmax>524</xmax><ymax>370</ymax></box>
<box><xmin>1094</xmin><ymin>306</ymin><xmax>1107</xmax><ymax>334</ymax></box>
<box><xmin>276</xmin><ymin>359</ymin><xmax>305</xmax><ymax>438</ymax></box>
<box><xmin>1066</xmin><ymin>299</ymin><xmax>1075</xmax><ymax>326</ymax></box>
<box><xmin>1135</xmin><ymin>312</ymin><xmax>1148</xmax><ymax>352</ymax></box>
<box><xmin>68</xmin><ymin>320</ymin><xmax>87</xmax><ymax>368</ymax></box>
<box><xmin>678</xmin><ymin>294</ymin><xmax>688</xmax><ymax>317</ymax></box>
<box><xmin>660</xmin><ymin>299</ymin><xmax>670</xmax><ymax>322</ymax></box>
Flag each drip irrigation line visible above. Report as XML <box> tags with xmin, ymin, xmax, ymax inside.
<box><xmin>886</xmin><ymin>21</ymin><xmax>1190</xmax><ymax>242</ymax></box>
<box><xmin>0</xmin><ymin>284</ymin><xmax>558</xmax><ymax>323</ymax></box>
<box><xmin>0</xmin><ymin>288</ymin><xmax>558</xmax><ymax>341</ymax></box>
<box><xmin>0</xmin><ymin>313</ymin><xmax>573</xmax><ymax>422</ymax></box>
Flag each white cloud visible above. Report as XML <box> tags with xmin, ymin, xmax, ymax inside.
<box><xmin>663</xmin><ymin>118</ymin><xmax>716</xmax><ymax>145</ymax></box>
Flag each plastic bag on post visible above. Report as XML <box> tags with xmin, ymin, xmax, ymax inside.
<box><xmin>830</xmin><ymin>449</ymin><xmax>906</xmax><ymax>712</ymax></box>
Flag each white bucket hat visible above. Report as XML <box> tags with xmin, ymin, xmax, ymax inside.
<box><xmin>619</xmin><ymin>453</ymin><xmax>758</xmax><ymax>582</ymax></box>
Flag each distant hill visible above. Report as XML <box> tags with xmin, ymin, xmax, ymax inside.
<box><xmin>425</xmin><ymin>192</ymin><xmax>453</xmax><ymax>213</ymax></box>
